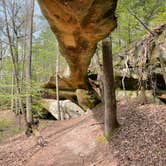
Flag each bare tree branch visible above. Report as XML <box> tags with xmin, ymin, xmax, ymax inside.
<box><xmin>127</xmin><ymin>7</ymin><xmax>156</xmax><ymax>36</ymax></box>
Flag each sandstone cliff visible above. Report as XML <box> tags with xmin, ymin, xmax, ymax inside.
<box><xmin>38</xmin><ymin>0</ymin><xmax>117</xmax><ymax>90</ymax></box>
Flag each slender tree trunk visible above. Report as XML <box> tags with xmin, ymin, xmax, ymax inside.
<box><xmin>14</xmin><ymin>36</ymin><xmax>22</xmax><ymax>128</ymax></box>
<box><xmin>2</xmin><ymin>0</ymin><xmax>24</xmax><ymax>116</ymax></box>
<box><xmin>159</xmin><ymin>44</ymin><xmax>166</xmax><ymax>85</ymax></box>
<box><xmin>117</xmin><ymin>27</ymin><xmax>121</xmax><ymax>47</ymax></box>
<box><xmin>0</xmin><ymin>39</ymin><xmax>2</xmax><ymax>80</ymax></box>
<box><xmin>102</xmin><ymin>37</ymin><xmax>119</xmax><ymax>140</ymax></box>
<box><xmin>0</xmin><ymin>37</ymin><xmax>3</xmax><ymax>109</ymax></box>
<box><xmin>56</xmin><ymin>53</ymin><xmax>61</xmax><ymax>120</ymax></box>
<box><xmin>11</xmin><ymin>72</ymin><xmax>14</xmax><ymax>112</ymax></box>
<box><xmin>127</xmin><ymin>15</ymin><xmax>131</xmax><ymax>44</ymax></box>
<box><xmin>25</xmin><ymin>0</ymin><xmax>34</xmax><ymax>132</ymax></box>
<box><xmin>96</xmin><ymin>47</ymin><xmax>104</xmax><ymax>101</ymax></box>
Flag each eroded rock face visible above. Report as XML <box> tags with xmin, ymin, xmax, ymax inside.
<box><xmin>76</xmin><ymin>89</ymin><xmax>100</xmax><ymax>110</ymax></box>
<box><xmin>114</xmin><ymin>24</ymin><xmax>166</xmax><ymax>87</ymax></box>
<box><xmin>38</xmin><ymin>0</ymin><xmax>117</xmax><ymax>90</ymax></box>
<box><xmin>114</xmin><ymin>24</ymin><xmax>166</xmax><ymax>103</ymax></box>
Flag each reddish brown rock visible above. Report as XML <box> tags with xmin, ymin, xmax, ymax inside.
<box><xmin>38</xmin><ymin>0</ymin><xmax>118</xmax><ymax>90</ymax></box>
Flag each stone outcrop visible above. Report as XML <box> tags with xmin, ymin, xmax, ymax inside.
<box><xmin>116</xmin><ymin>90</ymin><xmax>165</xmax><ymax>105</ymax></box>
<box><xmin>42</xmin><ymin>89</ymin><xmax>76</xmax><ymax>101</ymax></box>
<box><xmin>114</xmin><ymin>24</ymin><xmax>166</xmax><ymax>103</ymax></box>
<box><xmin>114</xmin><ymin>24</ymin><xmax>166</xmax><ymax>88</ymax></box>
<box><xmin>38</xmin><ymin>0</ymin><xmax>117</xmax><ymax>90</ymax></box>
<box><xmin>38</xmin><ymin>0</ymin><xmax>118</xmax><ymax>109</ymax></box>
<box><xmin>76</xmin><ymin>89</ymin><xmax>100</xmax><ymax>110</ymax></box>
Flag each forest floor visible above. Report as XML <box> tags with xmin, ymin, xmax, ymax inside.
<box><xmin>0</xmin><ymin>110</ymin><xmax>54</xmax><ymax>143</ymax></box>
<box><xmin>0</xmin><ymin>100</ymin><xmax>166</xmax><ymax>166</ymax></box>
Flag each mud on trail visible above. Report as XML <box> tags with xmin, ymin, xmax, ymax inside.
<box><xmin>0</xmin><ymin>101</ymin><xmax>166</xmax><ymax>166</ymax></box>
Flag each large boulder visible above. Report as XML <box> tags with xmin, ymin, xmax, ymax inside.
<box><xmin>42</xmin><ymin>99</ymin><xmax>85</xmax><ymax>120</ymax></box>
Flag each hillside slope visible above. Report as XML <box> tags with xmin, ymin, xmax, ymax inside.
<box><xmin>0</xmin><ymin>101</ymin><xmax>166</xmax><ymax>166</ymax></box>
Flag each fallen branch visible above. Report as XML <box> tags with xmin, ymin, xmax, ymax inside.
<box><xmin>90</xmin><ymin>122</ymin><xmax>104</xmax><ymax>126</ymax></box>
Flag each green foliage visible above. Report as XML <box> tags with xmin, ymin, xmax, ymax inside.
<box><xmin>0</xmin><ymin>119</ymin><xmax>12</xmax><ymax>130</ymax></box>
<box><xmin>32</xmin><ymin>101</ymin><xmax>45</xmax><ymax>117</ymax></box>
<box><xmin>32</xmin><ymin>26</ymin><xmax>67</xmax><ymax>82</ymax></box>
<box><xmin>0</xmin><ymin>20</ymin><xmax>60</xmax><ymax>111</ymax></box>
<box><xmin>0</xmin><ymin>119</ymin><xmax>23</xmax><ymax>141</ymax></box>
<box><xmin>112</xmin><ymin>0</ymin><xmax>166</xmax><ymax>54</ymax></box>
<box><xmin>96</xmin><ymin>135</ymin><xmax>108</xmax><ymax>144</ymax></box>
<box><xmin>11</xmin><ymin>127</ymin><xmax>23</xmax><ymax>134</ymax></box>
<box><xmin>32</xmin><ymin>27</ymin><xmax>58</xmax><ymax>82</ymax></box>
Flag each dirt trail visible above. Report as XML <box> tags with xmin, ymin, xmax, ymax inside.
<box><xmin>0</xmin><ymin>102</ymin><xmax>166</xmax><ymax>166</ymax></box>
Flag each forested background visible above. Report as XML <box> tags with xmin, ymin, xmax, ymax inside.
<box><xmin>0</xmin><ymin>0</ymin><xmax>166</xmax><ymax>165</ymax></box>
<box><xmin>0</xmin><ymin>0</ymin><xmax>165</xmax><ymax>111</ymax></box>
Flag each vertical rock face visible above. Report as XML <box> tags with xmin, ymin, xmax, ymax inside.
<box><xmin>38</xmin><ymin>0</ymin><xmax>118</xmax><ymax>90</ymax></box>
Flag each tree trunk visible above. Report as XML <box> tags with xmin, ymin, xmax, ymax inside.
<box><xmin>25</xmin><ymin>0</ymin><xmax>34</xmax><ymax>134</ymax></box>
<box><xmin>2</xmin><ymin>0</ymin><xmax>24</xmax><ymax>116</ymax></box>
<box><xmin>56</xmin><ymin>53</ymin><xmax>61</xmax><ymax>120</ymax></box>
<box><xmin>11</xmin><ymin>73</ymin><xmax>14</xmax><ymax>112</ymax></box>
<box><xmin>102</xmin><ymin>37</ymin><xmax>119</xmax><ymax>140</ymax></box>
<box><xmin>0</xmin><ymin>38</ymin><xmax>2</xmax><ymax>80</ymax></box>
